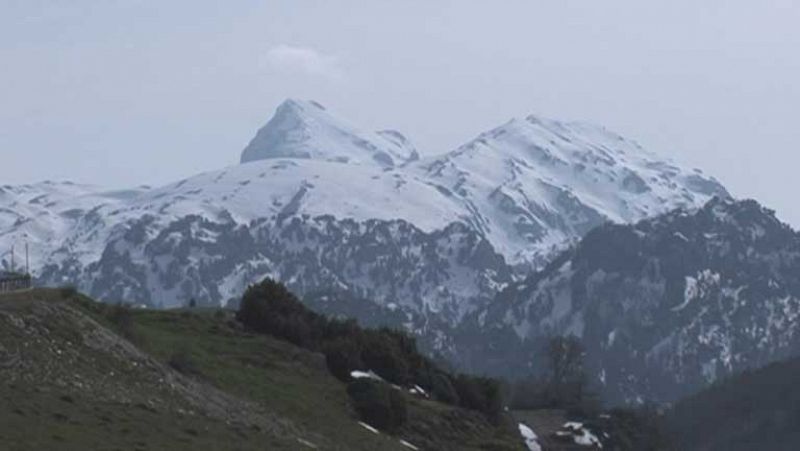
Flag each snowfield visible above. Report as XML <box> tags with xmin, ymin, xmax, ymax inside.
<box><xmin>518</xmin><ymin>423</ymin><xmax>542</xmax><ymax>451</ymax></box>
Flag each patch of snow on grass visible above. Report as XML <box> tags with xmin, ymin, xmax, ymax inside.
<box><xmin>350</xmin><ymin>370</ymin><xmax>383</xmax><ymax>381</ymax></box>
<box><xmin>358</xmin><ymin>421</ymin><xmax>380</xmax><ymax>434</ymax></box>
<box><xmin>296</xmin><ymin>437</ymin><xmax>318</xmax><ymax>449</ymax></box>
<box><xmin>409</xmin><ymin>384</ymin><xmax>429</xmax><ymax>398</ymax></box>
<box><xmin>518</xmin><ymin>423</ymin><xmax>542</xmax><ymax>451</ymax></box>
<box><xmin>562</xmin><ymin>422</ymin><xmax>603</xmax><ymax>448</ymax></box>
<box><xmin>574</xmin><ymin>428</ymin><xmax>602</xmax><ymax>447</ymax></box>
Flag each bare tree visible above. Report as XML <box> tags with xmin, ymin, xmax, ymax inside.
<box><xmin>545</xmin><ymin>335</ymin><xmax>596</xmax><ymax>412</ymax></box>
<box><xmin>546</xmin><ymin>335</ymin><xmax>585</xmax><ymax>386</ymax></box>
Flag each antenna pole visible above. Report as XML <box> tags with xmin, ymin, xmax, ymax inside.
<box><xmin>25</xmin><ymin>243</ymin><xmax>29</xmax><ymax>275</ymax></box>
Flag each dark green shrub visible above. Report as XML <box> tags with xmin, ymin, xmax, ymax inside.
<box><xmin>59</xmin><ymin>285</ymin><xmax>78</xmax><ymax>299</ymax></box>
<box><xmin>168</xmin><ymin>348</ymin><xmax>201</xmax><ymax>376</ymax></box>
<box><xmin>347</xmin><ymin>379</ymin><xmax>407</xmax><ymax>431</ymax></box>
<box><xmin>604</xmin><ymin>407</ymin><xmax>671</xmax><ymax>451</ymax></box>
<box><xmin>360</xmin><ymin>330</ymin><xmax>410</xmax><ymax>385</ymax></box>
<box><xmin>107</xmin><ymin>303</ymin><xmax>136</xmax><ymax>340</ymax></box>
<box><xmin>453</xmin><ymin>375</ymin><xmax>504</xmax><ymax>424</ymax></box>
<box><xmin>479</xmin><ymin>377</ymin><xmax>504</xmax><ymax>424</ymax></box>
<box><xmin>322</xmin><ymin>317</ymin><xmax>361</xmax><ymax>339</ymax></box>
<box><xmin>509</xmin><ymin>336</ymin><xmax>598</xmax><ymax>416</ymax></box>
<box><xmin>236</xmin><ymin>279</ymin><xmax>321</xmax><ymax>348</ymax></box>
<box><xmin>430</xmin><ymin>372</ymin><xmax>460</xmax><ymax>405</ymax></box>
<box><xmin>324</xmin><ymin>338</ymin><xmax>364</xmax><ymax>381</ymax></box>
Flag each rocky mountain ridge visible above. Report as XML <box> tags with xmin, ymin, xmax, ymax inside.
<box><xmin>458</xmin><ymin>197</ymin><xmax>800</xmax><ymax>404</ymax></box>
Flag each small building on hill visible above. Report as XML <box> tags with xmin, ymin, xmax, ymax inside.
<box><xmin>0</xmin><ymin>271</ymin><xmax>32</xmax><ymax>293</ymax></box>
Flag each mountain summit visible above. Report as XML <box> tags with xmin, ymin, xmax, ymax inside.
<box><xmin>1</xmin><ymin>102</ymin><xmax>732</xmax><ymax>351</ymax></box>
<box><xmin>415</xmin><ymin>113</ymin><xmax>730</xmax><ymax>263</ymax></box>
<box><xmin>240</xmin><ymin>99</ymin><xmax>420</xmax><ymax>168</ymax></box>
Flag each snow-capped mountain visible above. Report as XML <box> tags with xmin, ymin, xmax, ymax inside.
<box><xmin>416</xmin><ymin>114</ymin><xmax>728</xmax><ymax>265</ymax></box>
<box><xmin>240</xmin><ymin>99</ymin><xmax>419</xmax><ymax>168</ymax></box>
<box><xmin>2</xmin><ymin>99</ymin><xmax>726</xmax><ymax>331</ymax></box>
<box><xmin>0</xmin><ymin>181</ymin><xmax>150</xmax><ymax>273</ymax></box>
<box><xmin>459</xmin><ymin>198</ymin><xmax>800</xmax><ymax>405</ymax></box>
<box><xmin>30</xmin><ymin>158</ymin><xmax>507</xmax><ymax>322</ymax></box>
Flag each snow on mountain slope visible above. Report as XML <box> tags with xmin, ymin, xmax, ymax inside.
<box><xmin>416</xmin><ymin>115</ymin><xmax>729</xmax><ymax>264</ymax></box>
<box><xmin>1</xmin><ymin>100</ymin><xmax>730</xmax><ymax>342</ymax></box>
<box><xmin>240</xmin><ymin>99</ymin><xmax>420</xmax><ymax>168</ymax></box>
<box><xmin>0</xmin><ymin>161</ymin><xmax>502</xmax><ymax>323</ymax></box>
<box><xmin>131</xmin><ymin>158</ymin><xmax>461</xmax><ymax>231</ymax></box>
<box><xmin>0</xmin><ymin>181</ymin><xmax>149</xmax><ymax>271</ymax></box>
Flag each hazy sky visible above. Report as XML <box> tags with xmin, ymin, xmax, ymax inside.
<box><xmin>2</xmin><ymin>1</ymin><xmax>799</xmax><ymax>224</ymax></box>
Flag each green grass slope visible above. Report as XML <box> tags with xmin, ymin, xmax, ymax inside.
<box><xmin>0</xmin><ymin>289</ymin><xmax>523</xmax><ymax>450</ymax></box>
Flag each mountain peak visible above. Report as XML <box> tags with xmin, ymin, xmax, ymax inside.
<box><xmin>276</xmin><ymin>98</ymin><xmax>326</xmax><ymax>114</ymax></box>
<box><xmin>240</xmin><ymin>99</ymin><xmax>419</xmax><ymax>168</ymax></box>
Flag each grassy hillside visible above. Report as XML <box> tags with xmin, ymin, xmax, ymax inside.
<box><xmin>0</xmin><ymin>288</ymin><xmax>523</xmax><ymax>450</ymax></box>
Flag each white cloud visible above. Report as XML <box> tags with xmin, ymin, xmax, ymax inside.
<box><xmin>264</xmin><ymin>44</ymin><xmax>344</xmax><ymax>80</ymax></box>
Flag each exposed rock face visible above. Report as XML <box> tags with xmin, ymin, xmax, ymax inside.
<box><xmin>39</xmin><ymin>214</ymin><xmax>510</xmax><ymax>328</ymax></box>
<box><xmin>461</xmin><ymin>198</ymin><xmax>800</xmax><ymax>404</ymax></box>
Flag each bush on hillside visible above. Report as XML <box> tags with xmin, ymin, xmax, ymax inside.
<box><xmin>604</xmin><ymin>407</ymin><xmax>671</xmax><ymax>451</ymax></box>
<box><xmin>59</xmin><ymin>285</ymin><xmax>78</xmax><ymax>299</ymax></box>
<box><xmin>236</xmin><ymin>279</ymin><xmax>322</xmax><ymax>348</ymax></box>
<box><xmin>430</xmin><ymin>372</ymin><xmax>460</xmax><ymax>405</ymax></box>
<box><xmin>509</xmin><ymin>336</ymin><xmax>600</xmax><ymax>416</ymax></box>
<box><xmin>168</xmin><ymin>347</ymin><xmax>202</xmax><ymax>376</ymax></box>
<box><xmin>324</xmin><ymin>338</ymin><xmax>364</xmax><ymax>382</ymax></box>
<box><xmin>511</xmin><ymin>377</ymin><xmax>599</xmax><ymax>414</ymax></box>
<box><xmin>347</xmin><ymin>379</ymin><xmax>407</xmax><ymax>431</ymax></box>
<box><xmin>237</xmin><ymin>278</ymin><xmax>506</xmax><ymax>421</ymax></box>
<box><xmin>453</xmin><ymin>375</ymin><xmax>504</xmax><ymax>425</ymax></box>
<box><xmin>107</xmin><ymin>303</ymin><xmax>137</xmax><ymax>341</ymax></box>
<box><xmin>359</xmin><ymin>330</ymin><xmax>411</xmax><ymax>385</ymax></box>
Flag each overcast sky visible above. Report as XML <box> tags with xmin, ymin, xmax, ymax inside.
<box><xmin>2</xmin><ymin>1</ymin><xmax>799</xmax><ymax>224</ymax></box>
